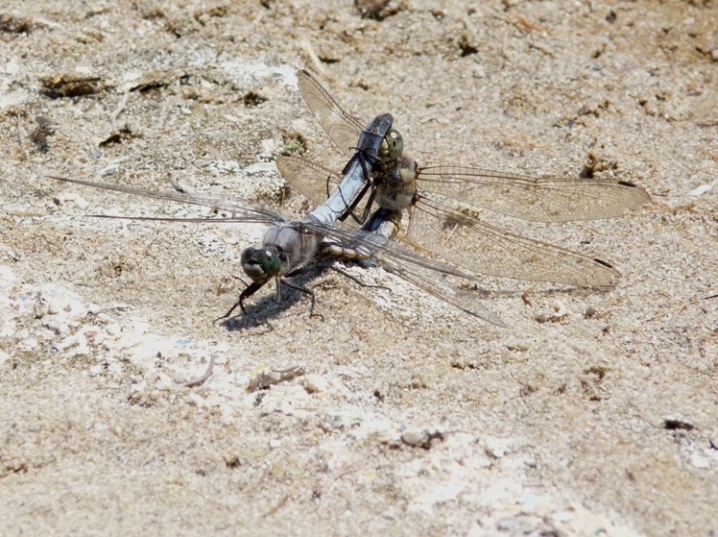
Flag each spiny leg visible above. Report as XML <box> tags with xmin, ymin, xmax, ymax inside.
<box><xmin>281</xmin><ymin>278</ymin><xmax>323</xmax><ymax>320</ymax></box>
<box><xmin>329</xmin><ymin>265</ymin><xmax>392</xmax><ymax>293</ymax></box>
<box><xmin>214</xmin><ymin>281</ymin><xmax>265</xmax><ymax>323</ymax></box>
<box><xmin>337</xmin><ymin>175</ymin><xmax>373</xmax><ymax>224</ymax></box>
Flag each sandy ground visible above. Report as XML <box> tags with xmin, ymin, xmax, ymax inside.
<box><xmin>1</xmin><ymin>0</ymin><xmax>718</xmax><ymax>535</ymax></box>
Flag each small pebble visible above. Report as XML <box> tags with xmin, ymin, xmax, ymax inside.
<box><xmin>155</xmin><ymin>372</ymin><xmax>174</xmax><ymax>390</ymax></box>
<box><xmin>105</xmin><ymin>323</ymin><xmax>120</xmax><ymax>336</ymax></box>
<box><xmin>483</xmin><ymin>437</ymin><xmax>507</xmax><ymax>458</ymax></box>
<box><xmin>33</xmin><ymin>297</ymin><xmax>49</xmax><ymax>318</ymax></box>
<box><xmin>187</xmin><ymin>392</ymin><xmax>207</xmax><ymax>408</ymax></box>
<box><xmin>47</xmin><ymin>301</ymin><xmax>61</xmax><ymax>315</ymax></box>
<box><xmin>100</xmin><ymin>164</ymin><xmax>119</xmax><ymax>176</ymax></box>
<box><xmin>688</xmin><ymin>183</ymin><xmax>713</xmax><ymax>197</ymax></box>
<box><xmin>689</xmin><ymin>452</ymin><xmax>710</xmax><ymax>469</ymax></box>
<box><xmin>401</xmin><ymin>429</ymin><xmax>428</xmax><ymax>447</ymax></box>
<box><xmin>401</xmin><ymin>428</ymin><xmax>443</xmax><ymax>449</ymax></box>
<box><xmin>304</xmin><ymin>374</ymin><xmax>329</xmax><ymax>393</ymax></box>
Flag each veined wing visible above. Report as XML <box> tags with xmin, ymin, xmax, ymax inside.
<box><xmin>47</xmin><ymin>175</ymin><xmax>288</xmax><ymax>225</ymax></box>
<box><xmin>297</xmin><ymin>69</ymin><xmax>365</xmax><ymax>156</ymax></box>
<box><xmin>276</xmin><ymin>154</ymin><xmax>343</xmax><ymax>208</ymax></box>
<box><xmin>56</xmin><ymin>171</ymin><xmax>500</xmax><ymax>295</ymax></box>
<box><xmin>275</xmin><ymin>156</ymin><xmax>620</xmax><ymax>288</ymax></box>
<box><xmin>310</xmin><ymin>223</ymin><xmax>506</xmax><ymax>327</ymax></box>
<box><xmin>374</xmin><ymin>252</ymin><xmax>507</xmax><ymax>327</ymax></box>
<box><xmin>408</xmin><ymin>194</ymin><xmax>620</xmax><ymax>289</ymax></box>
<box><xmin>276</xmin><ymin>154</ymin><xmax>375</xmax><ymax>229</ymax></box>
<box><xmin>416</xmin><ymin>166</ymin><xmax>651</xmax><ymax>222</ymax></box>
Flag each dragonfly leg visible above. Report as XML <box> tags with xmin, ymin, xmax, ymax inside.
<box><xmin>337</xmin><ymin>176</ymin><xmax>373</xmax><ymax>224</ymax></box>
<box><xmin>214</xmin><ymin>281</ymin><xmax>264</xmax><ymax>322</ymax></box>
<box><xmin>281</xmin><ymin>278</ymin><xmax>323</xmax><ymax>320</ymax></box>
<box><xmin>329</xmin><ymin>265</ymin><xmax>392</xmax><ymax>293</ymax></box>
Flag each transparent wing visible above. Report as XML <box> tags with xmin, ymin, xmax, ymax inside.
<box><xmin>275</xmin><ymin>157</ymin><xmax>622</xmax><ymax>288</ymax></box>
<box><xmin>276</xmin><ymin>154</ymin><xmax>338</xmax><ymax>207</ymax></box>
<box><xmin>407</xmin><ymin>194</ymin><xmax>620</xmax><ymax>289</ymax></box>
<box><xmin>47</xmin><ymin>175</ymin><xmax>286</xmax><ymax>225</ymax></box>
<box><xmin>375</xmin><ymin>254</ymin><xmax>506</xmax><ymax>327</ymax></box>
<box><xmin>276</xmin><ymin>154</ymin><xmax>371</xmax><ymax>229</ymax></box>
<box><xmin>308</xmin><ymin>224</ymin><xmax>506</xmax><ymax>327</ymax></box>
<box><xmin>297</xmin><ymin>69</ymin><xmax>365</xmax><ymax>156</ymax></box>
<box><xmin>416</xmin><ymin>166</ymin><xmax>651</xmax><ymax>222</ymax></box>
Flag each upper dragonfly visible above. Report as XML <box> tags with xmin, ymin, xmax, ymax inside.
<box><xmin>278</xmin><ymin>69</ymin><xmax>651</xmax><ymax>291</ymax></box>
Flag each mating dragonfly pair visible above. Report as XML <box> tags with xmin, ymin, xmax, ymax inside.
<box><xmin>50</xmin><ymin>69</ymin><xmax>650</xmax><ymax>327</ymax></box>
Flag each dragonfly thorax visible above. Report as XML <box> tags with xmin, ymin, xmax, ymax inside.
<box><xmin>375</xmin><ymin>155</ymin><xmax>419</xmax><ymax>212</ymax></box>
<box><xmin>260</xmin><ymin>220</ymin><xmax>322</xmax><ymax>276</ymax></box>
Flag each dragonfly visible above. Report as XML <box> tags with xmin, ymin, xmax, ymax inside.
<box><xmin>47</xmin><ymin>174</ymin><xmax>506</xmax><ymax>326</ymax></box>
<box><xmin>278</xmin><ymin>69</ymin><xmax>652</xmax><ymax>291</ymax></box>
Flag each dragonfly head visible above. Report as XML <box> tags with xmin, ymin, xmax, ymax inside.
<box><xmin>241</xmin><ymin>246</ymin><xmax>282</xmax><ymax>283</ymax></box>
<box><xmin>381</xmin><ymin>128</ymin><xmax>404</xmax><ymax>162</ymax></box>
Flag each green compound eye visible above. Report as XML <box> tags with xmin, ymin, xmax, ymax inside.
<box><xmin>241</xmin><ymin>247</ymin><xmax>282</xmax><ymax>282</ymax></box>
<box><xmin>258</xmin><ymin>249</ymin><xmax>281</xmax><ymax>277</ymax></box>
<box><xmin>383</xmin><ymin>128</ymin><xmax>403</xmax><ymax>160</ymax></box>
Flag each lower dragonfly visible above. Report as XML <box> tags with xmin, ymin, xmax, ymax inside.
<box><xmin>278</xmin><ymin>69</ymin><xmax>652</xmax><ymax>291</ymax></box>
<box><xmin>47</xmin><ymin>173</ymin><xmax>506</xmax><ymax>326</ymax></box>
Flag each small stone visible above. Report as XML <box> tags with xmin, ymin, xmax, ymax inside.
<box><xmin>187</xmin><ymin>392</ymin><xmax>207</xmax><ymax>408</ymax></box>
<box><xmin>712</xmin><ymin>49</ymin><xmax>718</xmax><ymax>61</ymax></box>
<box><xmin>304</xmin><ymin>374</ymin><xmax>329</xmax><ymax>393</ymax></box>
<box><xmin>482</xmin><ymin>437</ymin><xmax>508</xmax><ymax>458</ymax></box>
<box><xmin>33</xmin><ymin>296</ymin><xmax>49</xmax><ymax>318</ymax></box>
<box><xmin>105</xmin><ymin>323</ymin><xmax>120</xmax><ymax>336</ymax></box>
<box><xmin>47</xmin><ymin>300</ymin><xmax>61</xmax><ymax>315</ymax></box>
<box><xmin>689</xmin><ymin>452</ymin><xmax>710</xmax><ymax>469</ymax></box>
<box><xmin>688</xmin><ymin>183</ymin><xmax>713</xmax><ymax>197</ymax></box>
<box><xmin>155</xmin><ymin>372</ymin><xmax>174</xmax><ymax>390</ymax></box>
<box><xmin>73</xmin><ymin>196</ymin><xmax>89</xmax><ymax>209</ymax></box>
<box><xmin>401</xmin><ymin>428</ymin><xmax>444</xmax><ymax>449</ymax></box>
<box><xmin>401</xmin><ymin>429</ymin><xmax>428</xmax><ymax>447</ymax></box>
<box><xmin>100</xmin><ymin>164</ymin><xmax>119</xmax><ymax>176</ymax></box>
<box><xmin>223</xmin><ymin>454</ymin><xmax>241</xmax><ymax>468</ymax></box>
